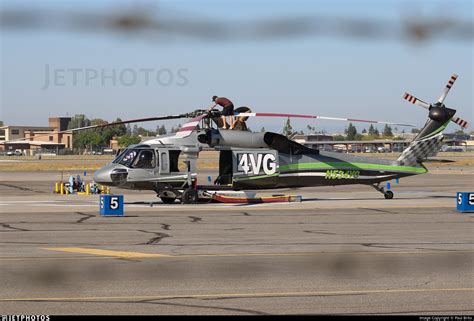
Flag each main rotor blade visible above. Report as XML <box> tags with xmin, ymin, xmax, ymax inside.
<box><xmin>451</xmin><ymin>116</ymin><xmax>469</xmax><ymax>129</ymax></box>
<box><xmin>235</xmin><ymin>112</ymin><xmax>415</xmax><ymax>127</ymax></box>
<box><xmin>66</xmin><ymin>114</ymin><xmax>187</xmax><ymax>133</ymax></box>
<box><xmin>4</xmin><ymin>114</ymin><xmax>190</xmax><ymax>143</ymax></box>
<box><xmin>438</xmin><ymin>74</ymin><xmax>458</xmax><ymax>104</ymax></box>
<box><xmin>402</xmin><ymin>92</ymin><xmax>431</xmax><ymax>109</ymax></box>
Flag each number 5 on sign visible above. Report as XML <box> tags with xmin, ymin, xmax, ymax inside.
<box><xmin>99</xmin><ymin>195</ymin><xmax>124</xmax><ymax>216</ymax></box>
<box><xmin>110</xmin><ymin>197</ymin><xmax>119</xmax><ymax>210</ymax></box>
<box><xmin>456</xmin><ymin>192</ymin><xmax>474</xmax><ymax>213</ymax></box>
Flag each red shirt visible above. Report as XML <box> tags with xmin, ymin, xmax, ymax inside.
<box><xmin>214</xmin><ymin>97</ymin><xmax>233</xmax><ymax>107</ymax></box>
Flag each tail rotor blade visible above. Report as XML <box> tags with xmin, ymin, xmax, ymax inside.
<box><xmin>451</xmin><ymin>116</ymin><xmax>469</xmax><ymax>129</ymax></box>
<box><xmin>403</xmin><ymin>92</ymin><xmax>430</xmax><ymax>109</ymax></box>
<box><xmin>438</xmin><ymin>74</ymin><xmax>458</xmax><ymax>104</ymax></box>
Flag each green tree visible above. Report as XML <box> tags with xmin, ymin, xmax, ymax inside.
<box><xmin>0</xmin><ymin>120</ymin><xmax>4</xmax><ymax>126</ymax></box>
<box><xmin>110</xmin><ymin>118</ymin><xmax>127</xmax><ymax>137</ymax></box>
<box><xmin>368</xmin><ymin>124</ymin><xmax>376</xmax><ymax>136</ymax></box>
<box><xmin>345</xmin><ymin>123</ymin><xmax>357</xmax><ymax>140</ymax></box>
<box><xmin>307</xmin><ymin>125</ymin><xmax>316</xmax><ymax>133</ymax></box>
<box><xmin>91</xmin><ymin>118</ymin><xmax>107</xmax><ymax>126</ymax></box>
<box><xmin>74</xmin><ymin>131</ymin><xmax>102</xmax><ymax>149</ymax></box>
<box><xmin>100</xmin><ymin>118</ymin><xmax>126</xmax><ymax>146</ymax></box>
<box><xmin>137</xmin><ymin>127</ymin><xmax>154</xmax><ymax>137</ymax></box>
<box><xmin>117</xmin><ymin>135</ymin><xmax>141</xmax><ymax>147</ymax></box>
<box><xmin>374</xmin><ymin>128</ymin><xmax>380</xmax><ymax>137</ymax></box>
<box><xmin>69</xmin><ymin>115</ymin><xmax>97</xmax><ymax>148</ymax></box>
<box><xmin>71</xmin><ymin>116</ymin><xmax>127</xmax><ymax>149</ymax></box>
<box><xmin>68</xmin><ymin>114</ymin><xmax>91</xmax><ymax>129</ymax></box>
<box><xmin>283</xmin><ymin>118</ymin><xmax>296</xmax><ymax>139</ymax></box>
<box><xmin>157</xmin><ymin>125</ymin><xmax>167</xmax><ymax>135</ymax></box>
<box><xmin>362</xmin><ymin>128</ymin><xmax>367</xmax><ymax>134</ymax></box>
<box><xmin>260</xmin><ymin>127</ymin><xmax>266</xmax><ymax>133</ymax></box>
<box><xmin>383</xmin><ymin>124</ymin><xmax>393</xmax><ymax>137</ymax></box>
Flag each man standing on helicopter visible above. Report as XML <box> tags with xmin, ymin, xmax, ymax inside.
<box><xmin>208</xmin><ymin>96</ymin><xmax>234</xmax><ymax>129</ymax></box>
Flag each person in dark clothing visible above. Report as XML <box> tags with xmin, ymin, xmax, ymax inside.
<box><xmin>208</xmin><ymin>96</ymin><xmax>234</xmax><ymax>129</ymax></box>
<box><xmin>232</xmin><ymin>106</ymin><xmax>252</xmax><ymax>131</ymax></box>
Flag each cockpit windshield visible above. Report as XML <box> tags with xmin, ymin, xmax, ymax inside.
<box><xmin>112</xmin><ymin>148</ymin><xmax>156</xmax><ymax>169</ymax></box>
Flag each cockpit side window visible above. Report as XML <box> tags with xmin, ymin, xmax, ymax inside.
<box><xmin>132</xmin><ymin>150</ymin><xmax>155</xmax><ymax>169</ymax></box>
<box><xmin>112</xmin><ymin>149</ymin><xmax>127</xmax><ymax>164</ymax></box>
<box><xmin>115</xmin><ymin>149</ymin><xmax>138</xmax><ymax>167</ymax></box>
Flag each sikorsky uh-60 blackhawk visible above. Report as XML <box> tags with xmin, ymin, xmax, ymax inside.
<box><xmin>53</xmin><ymin>74</ymin><xmax>468</xmax><ymax>204</ymax></box>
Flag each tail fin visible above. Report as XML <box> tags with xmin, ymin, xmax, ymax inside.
<box><xmin>394</xmin><ymin>106</ymin><xmax>455</xmax><ymax>167</ymax></box>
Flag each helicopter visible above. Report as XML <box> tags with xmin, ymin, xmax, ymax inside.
<box><xmin>9</xmin><ymin>74</ymin><xmax>467</xmax><ymax>204</ymax></box>
<box><xmin>87</xmin><ymin>74</ymin><xmax>469</xmax><ymax>204</ymax></box>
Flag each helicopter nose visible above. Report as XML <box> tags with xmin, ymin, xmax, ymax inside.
<box><xmin>94</xmin><ymin>168</ymin><xmax>112</xmax><ymax>184</ymax></box>
<box><xmin>93</xmin><ymin>164</ymin><xmax>129</xmax><ymax>186</ymax></box>
<box><xmin>93</xmin><ymin>164</ymin><xmax>116</xmax><ymax>185</ymax></box>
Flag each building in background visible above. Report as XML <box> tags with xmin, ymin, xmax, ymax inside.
<box><xmin>0</xmin><ymin>117</ymin><xmax>72</xmax><ymax>154</ymax></box>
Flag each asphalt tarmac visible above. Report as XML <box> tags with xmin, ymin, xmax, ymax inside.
<box><xmin>0</xmin><ymin>170</ymin><xmax>473</xmax><ymax>315</ymax></box>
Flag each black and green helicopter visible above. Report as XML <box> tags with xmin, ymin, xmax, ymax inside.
<box><xmin>60</xmin><ymin>74</ymin><xmax>467</xmax><ymax>203</ymax></box>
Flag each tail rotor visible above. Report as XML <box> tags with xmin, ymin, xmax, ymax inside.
<box><xmin>396</xmin><ymin>73</ymin><xmax>467</xmax><ymax>166</ymax></box>
<box><xmin>402</xmin><ymin>73</ymin><xmax>469</xmax><ymax>129</ymax></box>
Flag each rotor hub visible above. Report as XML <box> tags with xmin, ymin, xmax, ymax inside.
<box><xmin>428</xmin><ymin>106</ymin><xmax>454</xmax><ymax>123</ymax></box>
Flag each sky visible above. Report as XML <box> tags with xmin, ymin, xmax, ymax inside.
<box><xmin>1</xmin><ymin>0</ymin><xmax>473</xmax><ymax>134</ymax></box>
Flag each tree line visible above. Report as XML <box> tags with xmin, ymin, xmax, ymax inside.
<box><xmin>282</xmin><ymin>118</ymin><xmax>419</xmax><ymax>141</ymax></box>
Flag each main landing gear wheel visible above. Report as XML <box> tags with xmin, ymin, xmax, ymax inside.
<box><xmin>384</xmin><ymin>190</ymin><xmax>394</xmax><ymax>199</ymax></box>
<box><xmin>372</xmin><ymin>184</ymin><xmax>394</xmax><ymax>200</ymax></box>
<box><xmin>182</xmin><ymin>188</ymin><xmax>199</xmax><ymax>204</ymax></box>
<box><xmin>161</xmin><ymin>197</ymin><xmax>176</xmax><ymax>204</ymax></box>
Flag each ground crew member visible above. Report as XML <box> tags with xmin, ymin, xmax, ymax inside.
<box><xmin>208</xmin><ymin>96</ymin><xmax>235</xmax><ymax>129</ymax></box>
<box><xmin>68</xmin><ymin>175</ymin><xmax>74</xmax><ymax>194</ymax></box>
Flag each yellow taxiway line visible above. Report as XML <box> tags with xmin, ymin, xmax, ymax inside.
<box><xmin>42</xmin><ymin>247</ymin><xmax>170</xmax><ymax>258</ymax></box>
<box><xmin>27</xmin><ymin>247</ymin><xmax>474</xmax><ymax>260</ymax></box>
<box><xmin>0</xmin><ymin>288</ymin><xmax>472</xmax><ymax>302</ymax></box>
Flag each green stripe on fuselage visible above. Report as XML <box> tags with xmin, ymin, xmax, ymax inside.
<box><xmin>279</xmin><ymin>162</ymin><xmax>427</xmax><ymax>174</ymax></box>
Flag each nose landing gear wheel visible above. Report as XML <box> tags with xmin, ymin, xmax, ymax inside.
<box><xmin>158</xmin><ymin>189</ymin><xmax>178</xmax><ymax>204</ymax></box>
<box><xmin>182</xmin><ymin>188</ymin><xmax>199</xmax><ymax>204</ymax></box>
